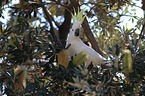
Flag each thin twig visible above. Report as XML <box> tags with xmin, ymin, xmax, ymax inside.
<box><xmin>39</xmin><ymin>0</ymin><xmax>58</xmax><ymax>41</ymax></box>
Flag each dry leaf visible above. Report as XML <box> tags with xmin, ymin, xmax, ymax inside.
<box><xmin>57</xmin><ymin>50</ymin><xmax>69</xmax><ymax>68</ymax></box>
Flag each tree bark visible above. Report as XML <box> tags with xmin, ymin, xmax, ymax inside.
<box><xmin>59</xmin><ymin>0</ymin><xmax>80</xmax><ymax>47</ymax></box>
<box><xmin>82</xmin><ymin>18</ymin><xmax>104</xmax><ymax>56</ymax></box>
<box><xmin>39</xmin><ymin>0</ymin><xmax>58</xmax><ymax>41</ymax></box>
<box><xmin>58</xmin><ymin>5</ymin><xmax>72</xmax><ymax>47</ymax></box>
<box><xmin>141</xmin><ymin>0</ymin><xmax>145</xmax><ymax>39</ymax></box>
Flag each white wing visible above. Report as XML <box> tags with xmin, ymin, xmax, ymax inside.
<box><xmin>67</xmin><ymin>38</ymin><xmax>105</xmax><ymax>65</ymax></box>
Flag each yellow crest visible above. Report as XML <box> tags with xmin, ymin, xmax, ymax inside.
<box><xmin>72</xmin><ymin>8</ymin><xmax>86</xmax><ymax>23</ymax></box>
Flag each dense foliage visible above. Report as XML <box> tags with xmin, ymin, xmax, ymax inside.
<box><xmin>0</xmin><ymin>0</ymin><xmax>145</xmax><ymax>95</ymax></box>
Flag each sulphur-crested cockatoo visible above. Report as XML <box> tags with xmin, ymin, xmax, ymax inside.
<box><xmin>67</xmin><ymin>9</ymin><xmax>106</xmax><ymax>65</ymax></box>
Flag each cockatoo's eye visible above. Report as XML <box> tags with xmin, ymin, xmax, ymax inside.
<box><xmin>75</xmin><ymin>29</ymin><xmax>80</xmax><ymax>36</ymax></box>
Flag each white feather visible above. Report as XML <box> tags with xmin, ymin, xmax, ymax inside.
<box><xmin>67</xmin><ymin>24</ymin><xmax>105</xmax><ymax>65</ymax></box>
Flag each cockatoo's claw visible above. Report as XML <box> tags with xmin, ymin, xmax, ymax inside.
<box><xmin>65</xmin><ymin>44</ymin><xmax>71</xmax><ymax>49</ymax></box>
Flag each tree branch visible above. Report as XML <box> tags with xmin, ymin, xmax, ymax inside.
<box><xmin>59</xmin><ymin>0</ymin><xmax>80</xmax><ymax>47</ymax></box>
<box><xmin>58</xmin><ymin>5</ymin><xmax>72</xmax><ymax>47</ymax></box>
<box><xmin>140</xmin><ymin>23</ymin><xmax>145</xmax><ymax>39</ymax></box>
<box><xmin>82</xmin><ymin>18</ymin><xmax>105</xmax><ymax>56</ymax></box>
<box><xmin>140</xmin><ymin>0</ymin><xmax>145</xmax><ymax>39</ymax></box>
<box><xmin>39</xmin><ymin>0</ymin><xmax>58</xmax><ymax>41</ymax></box>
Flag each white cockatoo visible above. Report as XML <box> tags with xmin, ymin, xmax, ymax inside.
<box><xmin>67</xmin><ymin>9</ymin><xmax>106</xmax><ymax>65</ymax></box>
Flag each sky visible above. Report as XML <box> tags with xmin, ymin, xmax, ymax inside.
<box><xmin>120</xmin><ymin>0</ymin><xmax>143</xmax><ymax>33</ymax></box>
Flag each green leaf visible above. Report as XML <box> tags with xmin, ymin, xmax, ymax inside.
<box><xmin>4</xmin><ymin>71</ymin><xmax>13</xmax><ymax>79</ymax></box>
